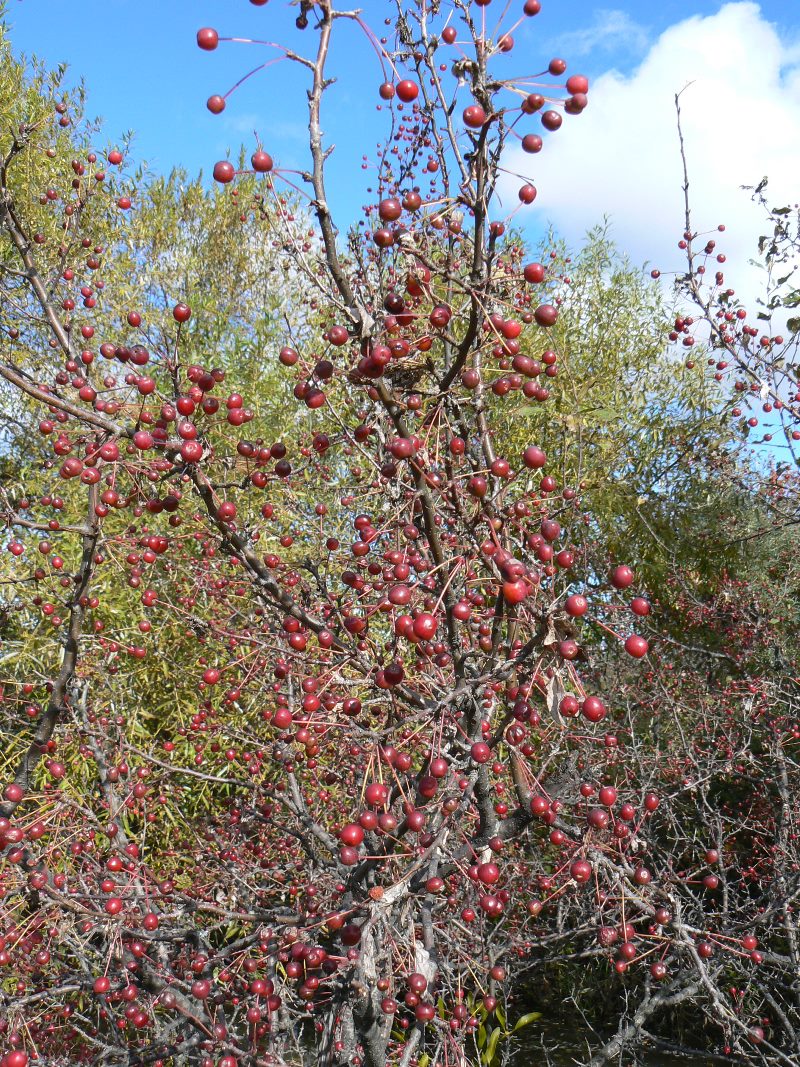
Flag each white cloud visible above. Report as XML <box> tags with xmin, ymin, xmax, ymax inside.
<box><xmin>551</xmin><ymin>10</ymin><xmax>649</xmax><ymax>57</ymax></box>
<box><xmin>504</xmin><ymin>2</ymin><xmax>800</xmax><ymax>318</ymax></box>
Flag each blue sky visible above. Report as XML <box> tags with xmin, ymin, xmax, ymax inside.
<box><xmin>4</xmin><ymin>1</ymin><xmax>797</xmax><ymax>226</ymax></box>
<box><xmin>4</xmin><ymin>1</ymin><xmax>800</xmax><ymax>319</ymax></box>
<box><xmin>5</xmin><ymin>1</ymin><xmax>799</xmax><ymax>455</ymax></box>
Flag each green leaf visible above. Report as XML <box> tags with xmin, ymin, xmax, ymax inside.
<box><xmin>512</xmin><ymin>1011</ymin><xmax>542</xmax><ymax>1032</ymax></box>
<box><xmin>482</xmin><ymin>1026</ymin><xmax>502</xmax><ymax>1066</ymax></box>
<box><xmin>494</xmin><ymin>1003</ymin><xmax>506</xmax><ymax>1029</ymax></box>
<box><xmin>418</xmin><ymin>1056</ymin><xmax>430</xmax><ymax>1067</ymax></box>
<box><xmin>563</xmin><ymin>413</ymin><xmax>580</xmax><ymax>432</ymax></box>
<box><xmin>583</xmin><ymin>406</ymin><xmax>620</xmax><ymax>424</ymax></box>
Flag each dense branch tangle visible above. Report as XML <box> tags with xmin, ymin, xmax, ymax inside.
<box><xmin>1</xmin><ymin>6</ymin><xmax>798</xmax><ymax>1067</ymax></box>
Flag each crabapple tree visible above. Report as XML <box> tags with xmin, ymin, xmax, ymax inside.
<box><xmin>1</xmin><ymin>5</ymin><xmax>799</xmax><ymax>1067</ymax></box>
